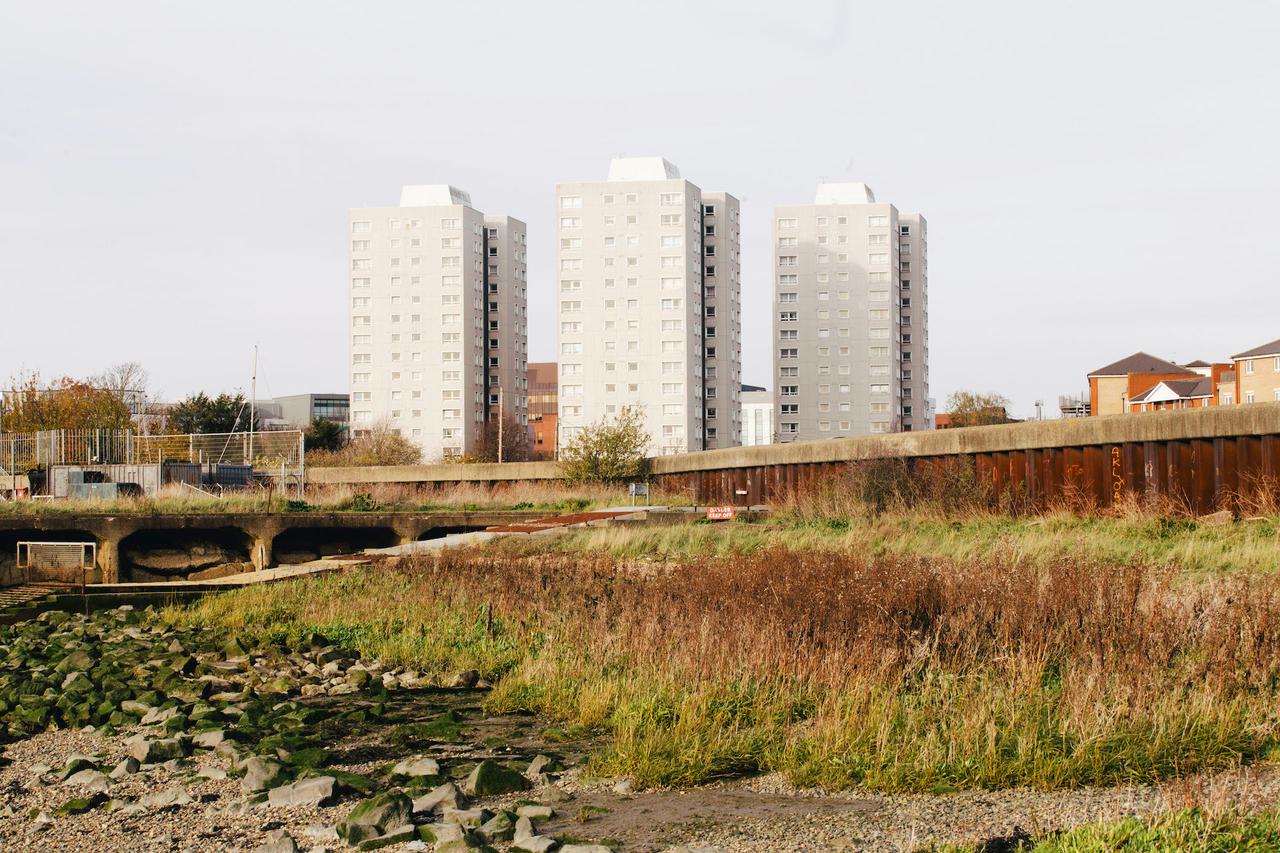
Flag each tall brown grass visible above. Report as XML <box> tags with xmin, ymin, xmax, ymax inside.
<box><xmin>179</xmin><ymin>545</ymin><xmax>1280</xmax><ymax>792</ymax></box>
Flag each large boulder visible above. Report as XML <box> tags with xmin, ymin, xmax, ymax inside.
<box><xmin>412</xmin><ymin>782</ymin><xmax>464</xmax><ymax>816</ymax></box>
<box><xmin>120</xmin><ymin>700</ymin><xmax>154</xmax><ymax>718</ymax></box>
<box><xmin>62</xmin><ymin>769</ymin><xmax>111</xmax><ymax>793</ymax></box>
<box><xmin>391</xmin><ymin>755</ymin><xmax>440</xmax><ymax>778</ymax></box>
<box><xmin>417</xmin><ymin>823</ymin><xmax>472</xmax><ymax>846</ymax></box>
<box><xmin>463</xmin><ymin>760</ymin><xmax>530</xmax><ymax>797</ymax></box>
<box><xmin>447</xmin><ymin>670</ymin><xmax>480</xmax><ymax>689</ymax></box>
<box><xmin>336</xmin><ymin>791</ymin><xmax>413</xmax><ymax>845</ymax></box>
<box><xmin>139</xmin><ymin>788</ymin><xmax>193</xmax><ymax>810</ymax></box>
<box><xmin>478</xmin><ymin>810</ymin><xmax>516</xmax><ymax>842</ymax></box>
<box><xmin>57</xmin><ymin>756</ymin><xmax>98</xmax><ymax>780</ymax></box>
<box><xmin>54</xmin><ymin>650</ymin><xmax>94</xmax><ymax>674</ymax></box>
<box><xmin>525</xmin><ymin>754</ymin><xmax>561</xmax><ymax>781</ymax></box>
<box><xmin>128</xmin><ymin>737</ymin><xmax>187</xmax><ymax>764</ymax></box>
<box><xmin>267</xmin><ymin>776</ymin><xmax>338</xmax><ymax>808</ymax></box>
<box><xmin>241</xmin><ymin>756</ymin><xmax>286</xmax><ymax>793</ymax></box>
<box><xmin>109</xmin><ymin>758</ymin><xmax>140</xmax><ymax>780</ymax></box>
<box><xmin>192</xmin><ymin>729</ymin><xmax>229</xmax><ymax>749</ymax></box>
<box><xmin>515</xmin><ymin>805</ymin><xmax>554</xmax><ymax>820</ymax></box>
<box><xmin>55</xmin><ymin>794</ymin><xmax>107</xmax><ymax>816</ymax></box>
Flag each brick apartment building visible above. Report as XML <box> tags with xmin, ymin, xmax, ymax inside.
<box><xmin>527</xmin><ymin>361</ymin><xmax>558</xmax><ymax>459</ymax></box>
<box><xmin>1086</xmin><ymin>339</ymin><xmax>1277</xmax><ymax>416</ymax></box>
<box><xmin>1088</xmin><ymin>352</ymin><xmax>1231</xmax><ymax>415</ymax></box>
<box><xmin>1233</xmin><ymin>338</ymin><xmax>1280</xmax><ymax>406</ymax></box>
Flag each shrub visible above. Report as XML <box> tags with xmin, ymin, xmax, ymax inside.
<box><xmin>306</xmin><ymin>422</ymin><xmax>422</xmax><ymax>467</ymax></box>
<box><xmin>558</xmin><ymin>406</ymin><xmax>650</xmax><ymax>484</ymax></box>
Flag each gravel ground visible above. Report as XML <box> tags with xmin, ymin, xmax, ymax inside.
<box><xmin>0</xmin><ymin>727</ymin><xmax>350</xmax><ymax>852</ymax></box>
<box><xmin>2</xmin><ymin>725</ymin><xmax>1280</xmax><ymax>852</ymax></box>
<box><xmin>680</xmin><ymin>765</ymin><xmax>1280</xmax><ymax>852</ymax></box>
<box><xmin>0</xmin><ymin>721</ymin><xmax>601</xmax><ymax>853</ymax></box>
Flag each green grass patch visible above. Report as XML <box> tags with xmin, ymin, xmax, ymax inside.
<box><xmin>936</xmin><ymin>807</ymin><xmax>1280</xmax><ymax>852</ymax></box>
<box><xmin>513</xmin><ymin>510</ymin><xmax>1280</xmax><ymax>574</ymax></box>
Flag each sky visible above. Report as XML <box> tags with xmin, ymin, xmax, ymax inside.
<box><xmin>2</xmin><ymin>0</ymin><xmax>1278</xmax><ymax>418</ymax></box>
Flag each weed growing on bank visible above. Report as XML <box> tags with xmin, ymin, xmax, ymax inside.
<box><xmin>935</xmin><ymin>807</ymin><xmax>1280</xmax><ymax>852</ymax></box>
<box><xmin>506</xmin><ymin>508</ymin><xmax>1280</xmax><ymax>574</ymax></box>
<box><xmin>173</xmin><ymin>545</ymin><xmax>1280</xmax><ymax>793</ymax></box>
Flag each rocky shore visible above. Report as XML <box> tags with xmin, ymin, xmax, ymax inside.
<box><xmin>1</xmin><ymin>605</ymin><xmax>1276</xmax><ymax>853</ymax></box>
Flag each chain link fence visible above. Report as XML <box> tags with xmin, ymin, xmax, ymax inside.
<box><xmin>0</xmin><ymin>429</ymin><xmax>303</xmax><ymax>493</ymax></box>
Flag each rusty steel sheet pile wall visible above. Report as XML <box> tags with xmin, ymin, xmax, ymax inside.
<box><xmin>648</xmin><ymin>404</ymin><xmax>1280</xmax><ymax>512</ymax></box>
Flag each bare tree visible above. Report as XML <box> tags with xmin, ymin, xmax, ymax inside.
<box><xmin>90</xmin><ymin>362</ymin><xmax>152</xmax><ymax>417</ymax></box>
<box><xmin>467</xmin><ymin>412</ymin><xmax>532</xmax><ymax>463</ymax></box>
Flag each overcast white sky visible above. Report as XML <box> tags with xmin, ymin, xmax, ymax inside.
<box><xmin>3</xmin><ymin>0</ymin><xmax>1277</xmax><ymax>417</ymax></box>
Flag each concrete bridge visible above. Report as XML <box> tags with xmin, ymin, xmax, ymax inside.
<box><xmin>0</xmin><ymin>510</ymin><xmax>543</xmax><ymax>584</ymax></box>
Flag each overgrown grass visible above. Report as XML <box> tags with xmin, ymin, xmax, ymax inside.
<box><xmin>170</xmin><ymin>544</ymin><xmax>1280</xmax><ymax>794</ymax></box>
<box><xmin>937</xmin><ymin>808</ymin><xmax>1280</xmax><ymax>852</ymax></box>
<box><xmin>506</xmin><ymin>509</ymin><xmax>1280</xmax><ymax>574</ymax></box>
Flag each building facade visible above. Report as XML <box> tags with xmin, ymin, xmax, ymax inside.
<box><xmin>700</xmin><ymin>192</ymin><xmax>743</xmax><ymax>448</ymax></box>
<box><xmin>1127</xmin><ymin>378</ymin><xmax>1214</xmax><ymax>412</ymax></box>
<box><xmin>740</xmin><ymin>384</ymin><xmax>775</xmax><ymax>446</ymax></box>
<box><xmin>257</xmin><ymin>394</ymin><xmax>350</xmax><ymax>431</ymax></box>
<box><xmin>772</xmin><ymin>183</ymin><xmax>929</xmax><ymax>441</ymax></box>
<box><xmin>1088</xmin><ymin>352</ymin><xmax>1211</xmax><ymax>416</ymax></box>
<box><xmin>556</xmin><ymin>158</ymin><xmax>741</xmax><ymax>456</ymax></box>
<box><xmin>1234</xmin><ymin>338</ymin><xmax>1280</xmax><ymax>405</ymax></box>
<box><xmin>526</xmin><ymin>361</ymin><xmax>558</xmax><ymax>459</ymax></box>
<box><xmin>348</xmin><ymin>185</ymin><xmax>527</xmax><ymax>460</ymax></box>
<box><xmin>483</xmin><ymin>216</ymin><xmax>530</xmax><ymax>430</ymax></box>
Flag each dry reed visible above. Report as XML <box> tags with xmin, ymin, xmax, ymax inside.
<box><xmin>178</xmin><ymin>545</ymin><xmax>1280</xmax><ymax>791</ymax></box>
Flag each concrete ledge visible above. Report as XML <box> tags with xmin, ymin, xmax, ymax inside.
<box><xmin>651</xmin><ymin>402</ymin><xmax>1280</xmax><ymax>474</ymax></box>
<box><xmin>306</xmin><ymin>460</ymin><xmax>561</xmax><ymax>485</ymax></box>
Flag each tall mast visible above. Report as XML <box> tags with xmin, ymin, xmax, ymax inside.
<box><xmin>248</xmin><ymin>344</ymin><xmax>257</xmax><ymax>462</ymax></box>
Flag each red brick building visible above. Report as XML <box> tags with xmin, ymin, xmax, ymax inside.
<box><xmin>527</xmin><ymin>362</ymin><xmax>558</xmax><ymax>459</ymax></box>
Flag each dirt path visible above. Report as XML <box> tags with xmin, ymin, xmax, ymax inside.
<box><xmin>549</xmin><ymin>765</ymin><xmax>1280</xmax><ymax>852</ymax></box>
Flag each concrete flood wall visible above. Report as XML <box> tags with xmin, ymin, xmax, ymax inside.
<box><xmin>306</xmin><ymin>404</ymin><xmax>1280</xmax><ymax>512</ymax></box>
<box><xmin>305</xmin><ymin>460</ymin><xmax>561</xmax><ymax>488</ymax></box>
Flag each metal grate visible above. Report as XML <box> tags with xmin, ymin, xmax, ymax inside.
<box><xmin>18</xmin><ymin>541</ymin><xmax>96</xmax><ymax>571</ymax></box>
